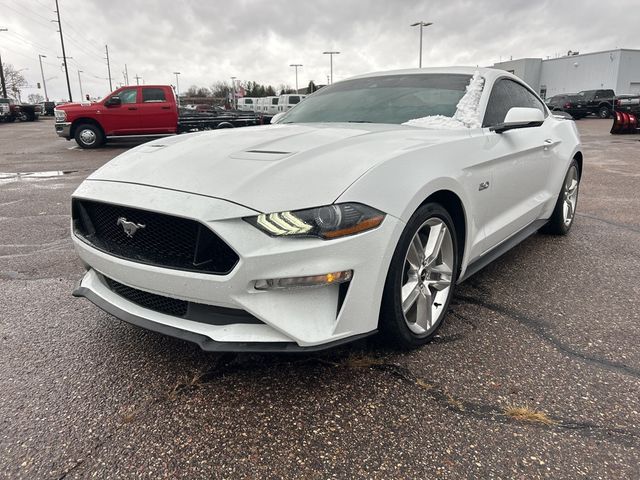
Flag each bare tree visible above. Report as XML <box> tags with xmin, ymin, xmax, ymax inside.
<box><xmin>28</xmin><ymin>93</ymin><xmax>44</xmax><ymax>104</ymax></box>
<box><xmin>2</xmin><ymin>64</ymin><xmax>28</xmax><ymax>100</ymax></box>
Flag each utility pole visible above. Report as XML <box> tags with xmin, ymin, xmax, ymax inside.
<box><xmin>410</xmin><ymin>21</ymin><xmax>433</xmax><ymax>68</ymax></box>
<box><xmin>0</xmin><ymin>28</ymin><xmax>8</xmax><ymax>98</ymax></box>
<box><xmin>124</xmin><ymin>64</ymin><xmax>129</xmax><ymax>84</ymax></box>
<box><xmin>289</xmin><ymin>64</ymin><xmax>302</xmax><ymax>93</ymax></box>
<box><xmin>105</xmin><ymin>45</ymin><xmax>112</xmax><ymax>91</ymax></box>
<box><xmin>77</xmin><ymin>70</ymin><xmax>83</xmax><ymax>99</ymax></box>
<box><xmin>173</xmin><ymin>71</ymin><xmax>181</xmax><ymax>106</ymax></box>
<box><xmin>38</xmin><ymin>54</ymin><xmax>49</xmax><ymax>101</ymax></box>
<box><xmin>323</xmin><ymin>51</ymin><xmax>340</xmax><ymax>84</ymax></box>
<box><xmin>134</xmin><ymin>74</ymin><xmax>142</xmax><ymax>85</ymax></box>
<box><xmin>230</xmin><ymin>76</ymin><xmax>236</xmax><ymax>110</ymax></box>
<box><xmin>54</xmin><ymin>0</ymin><xmax>73</xmax><ymax>101</ymax></box>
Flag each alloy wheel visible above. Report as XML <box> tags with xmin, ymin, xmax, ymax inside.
<box><xmin>400</xmin><ymin>218</ymin><xmax>454</xmax><ymax>335</ymax></box>
<box><xmin>563</xmin><ymin>165</ymin><xmax>579</xmax><ymax>227</ymax></box>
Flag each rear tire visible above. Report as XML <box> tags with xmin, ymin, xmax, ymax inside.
<box><xmin>379</xmin><ymin>203</ymin><xmax>459</xmax><ymax>349</ymax></box>
<box><xmin>541</xmin><ymin>159</ymin><xmax>580</xmax><ymax>235</ymax></box>
<box><xmin>74</xmin><ymin>123</ymin><xmax>104</xmax><ymax>149</ymax></box>
<box><xmin>598</xmin><ymin>106</ymin><xmax>610</xmax><ymax>119</ymax></box>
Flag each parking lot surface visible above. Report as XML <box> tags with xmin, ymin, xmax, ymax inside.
<box><xmin>1</xmin><ymin>118</ymin><xmax>639</xmax><ymax>479</ymax></box>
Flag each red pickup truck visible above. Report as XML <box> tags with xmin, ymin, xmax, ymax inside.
<box><xmin>54</xmin><ymin>85</ymin><xmax>266</xmax><ymax>148</ymax></box>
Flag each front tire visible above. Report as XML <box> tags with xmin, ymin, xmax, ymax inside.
<box><xmin>598</xmin><ymin>106</ymin><xmax>610</xmax><ymax>119</ymax></box>
<box><xmin>380</xmin><ymin>203</ymin><xmax>459</xmax><ymax>349</ymax></box>
<box><xmin>74</xmin><ymin>123</ymin><xmax>104</xmax><ymax>149</ymax></box>
<box><xmin>541</xmin><ymin>159</ymin><xmax>580</xmax><ymax>235</ymax></box>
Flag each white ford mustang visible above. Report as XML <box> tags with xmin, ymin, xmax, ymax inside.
<box><xmin>71</xmin><ymin>67</ymin><xmax>582</xmax><ymax>351</ymax></box>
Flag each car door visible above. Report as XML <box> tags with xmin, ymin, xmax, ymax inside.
<box><xmin>137</xmin><ymin>87</ymin><xmax>177</xmax><ymax>133</ymax></box>
<box><xmin>480</xmin><ymin>78</ymin><xmax>558</xmax><ymax>252</ymax></box>
<box><xmin>102</xmin><ymin>87</ymin><xmax>140</xmax><ymax>134</ymax></box>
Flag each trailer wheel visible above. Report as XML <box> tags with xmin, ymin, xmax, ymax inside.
<box><xmin>598</xmin><ymin>106</ymin><xmax>611</xmax><ymax>119</ymax></box>
<box><xmin>74</xmin><ymin>124</ymin><xmax>104</xmax><ymax>149</ymax></box>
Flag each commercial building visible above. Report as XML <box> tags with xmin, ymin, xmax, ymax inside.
<box><xmin>493</xmin><ymin>49</ymin><xmax>640</xmax><ymax>98</ymax></box>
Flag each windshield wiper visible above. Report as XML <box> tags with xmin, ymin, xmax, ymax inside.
<box><xmin>345</xmin><ymin>120</ymin><xmax>373</xmax><ymax>123</ymax></box>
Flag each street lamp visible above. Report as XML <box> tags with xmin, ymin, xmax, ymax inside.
<box><xmin>410</xmin><ymin>21</ymin><xmax>433</xmax><ymax>68</ymax></box>
<box><xmin>0</xmin><ymin>28</ymin><xmax>8</xmax><ymax>98</ymax></box>
<box><xmin>77</xmin><ymin>70</ymin><xmax>84</xmax><ymax>99</ymax></box>
<box><xmin>38</xmin><ymin>54</ymin><xmax>49</xmax><ymax>101</ymax></box>
<box><xmin>173</xmin><ymin>71</ymin><xmax>181</xmax><ymax>106</ymax></box>
<box><xmin>323</xmin><ymin>51</ymin><xmax>340</xmax><ymax>84</ymax></box>
<box><xmin>289</xmin><ymin>64</ymin><xmax>302</xmax><ymax>93</ymax></box>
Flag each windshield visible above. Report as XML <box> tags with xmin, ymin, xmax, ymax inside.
<box><xmin>281</xmin><ymin>74</ymin><xmax>472</xmax><ymax>125</ymax></box>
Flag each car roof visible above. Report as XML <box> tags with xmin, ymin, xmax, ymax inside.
<box><xmin>345</xmin><ymin>66</ymin><xmax>517</xmax><ymax>83</ymax></box>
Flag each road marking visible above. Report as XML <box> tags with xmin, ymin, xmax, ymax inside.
<box><xmin>67</xmin><ymin>146</ymin><xmax>78</xmax><ymax>150</ymax></box>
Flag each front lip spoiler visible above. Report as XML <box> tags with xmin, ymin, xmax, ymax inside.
<box><xmin>73</xmin><ymin>284</ymin><xmax>377</xmax><ymax>353</ymax></box>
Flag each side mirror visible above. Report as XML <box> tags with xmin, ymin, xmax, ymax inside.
<box><xmin>105</xmin><ymin>96</ymin><xmax>121</xmax><ymax>107</ymax></box>
<box><xmin>490</xmin><ymin>107</ymin><xmax>544</xmax><ymax>133</ymax></box>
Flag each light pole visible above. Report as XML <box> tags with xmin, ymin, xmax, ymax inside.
<box><xmin>38</xmin><ymin>54</ymin><xmax>49</xmax><ymax>101</ymax></box>
<box><xmin>289</xmin><ymin>64</ymin><xmax>302</xmax><ymax>93</ymax></box>
<box><xmin>323</xmin><ymin>51</ymin><xmax>340</xmax><ymax>84</ymax></box>
<box><xmin>230</xmin><ymin>76</ymin><xmax>236</xmax><ymax>109</ymax></box>
<box><xmin>77</xmin><ymin>70</ymin><xmax>84</xmax><ymax>99</ymax></box>
<box><xmin>410</xmin><ymin>21</ymin><xmax>433</xmax><ymax>68</ymax></box>
<box><xmin>173</xmin><ymin>71</ymin><xmax>181</xmax><ymax>106</ymax></box>
<box><xmin>0</xmin><ymin>28</ymin><xmax>8</xmax><ymax>98</ymax></box>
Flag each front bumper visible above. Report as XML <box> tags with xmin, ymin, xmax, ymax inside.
<box><xmin>72</xmin><ymin>180</ymin><xmax>404</xmax><ymax>350</ymax></box>
<box><xmin>55</xmin><ymin>122</ymin><xmax>72</xmax><ymax>139</ymax></box>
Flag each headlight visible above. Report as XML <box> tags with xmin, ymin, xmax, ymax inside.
<box><xmin>54</xmin><ymin>109</ymin><xmax>67</xmax><ymax>122</ymax></box>
<box><xmin>245</xmin><ymin>203</ymin><xmax>385</xmax><ymax>239</ymax></box>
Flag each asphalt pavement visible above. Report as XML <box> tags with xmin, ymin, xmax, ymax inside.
<box><xmin>1</xmin><ymin>117</ymin><xmax>639</xmax><ymax>479</ymax></box>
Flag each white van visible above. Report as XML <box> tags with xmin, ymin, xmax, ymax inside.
<box><xmin>277</xmin><ymin>94</ymin><xmax>306</xmax><ymax>112</ymax></box>
<box><xmin>237</xmin><ymin>97</ymin><xmax>257</xmax><ymax>111</ymax></box>
<box><xmin>264</xmin><ymin>96</ymin><xmax>279</xmax><ymax>114</ymax></box>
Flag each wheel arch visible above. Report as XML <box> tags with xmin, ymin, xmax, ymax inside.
<box><xmin>70</xmin><ymin>118</ymin><xmax>105</xmax><ymax>138</ymax></box>
<box><xmin>419</xmin><ymin>189</ymin><xmax>467</xmax><ymax>275</ymax></box>
<box><xmin>573</xmin><ymin>151</ymin><xmax>583</xmax><ymax>179</ymax></box>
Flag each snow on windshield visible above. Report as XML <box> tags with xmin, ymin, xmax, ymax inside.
<box><xmin>402</xmin><ymin>71</ymin><xmax>485</xmax><ymax>129</ymax></box>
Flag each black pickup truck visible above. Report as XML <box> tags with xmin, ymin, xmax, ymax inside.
<box><xmin>545</xmin><ymin>94</ymin><xmax>588</xmax><ymax>119</ymax></box>
<box><xmin>0</xmin><ymin>98</ymin><xmax>42</xmax><ymax>122</ymax></box>
<box><xmin>576</xmin><ymin>89</ymin><xmax>615</xmax><ymax>118</ymax></box>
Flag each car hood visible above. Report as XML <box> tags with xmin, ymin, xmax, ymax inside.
<box><xmin>87</xmin><ymin>123</ymin><xmax>469</xmax><ymax>213</ymax></box>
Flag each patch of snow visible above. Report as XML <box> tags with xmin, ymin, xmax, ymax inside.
<box><xmin>402</xmin><ymin>71</ymin><xmax>485</xmax><ymax>130</ymax></box>
<box><xmin>402</xmin><ymin>115</ymin><xmax>466</xmax><ymax>129</ymax></box>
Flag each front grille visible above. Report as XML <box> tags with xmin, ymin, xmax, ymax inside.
<box><xmin>106</xmin><ymin>277</ymin><xmax>188</xmax><ymax>317</ymax></box>
<box><xmin>102</xmin><ymin>275</ymin><xmax>263</xmax><ymax>325</ymax></box>
<box><xmin>72</xmin><ymin>199</ymin><xmax>239</xmax><ymax>274</ymax></box>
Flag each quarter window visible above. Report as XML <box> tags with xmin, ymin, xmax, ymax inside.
<box><xmin>483</xmin><ymin>79</ymin><xmax>546</xmax><ymax>127</ymax></box>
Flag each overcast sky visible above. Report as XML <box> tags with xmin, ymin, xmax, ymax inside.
<box><xmin>1</xmin><ymin>0</ymin><xmax>639</xmax><ymax>101</ymax></box>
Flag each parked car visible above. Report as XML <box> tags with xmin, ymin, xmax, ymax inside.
<box><xmin>0</xmin><ymin>98</ymin><xmax>41</xmax><ymax>122</ymax></box>
<box><xmin>545</xmin><ymin>94</ymin><xmax>588</xmax><ymax>119</ymax></box>
<box><xmin>40</xmin><ymin>101</ymin><xmax>57</xmax><ymax>116</ymax></box>
<box><xmin>576</xmin><ymin>89</ymin><xmax>615</xmax><ymax>118</ymax></box>
<box><xmin>611</xmin><ymin>94</ymin><xmax>640</xmax><ymax>134</ymax></box>
<box><xmin>54</xmin><ymin>85</ymin><xmax>266</xmax><ymax>148</ymax></box>
<box><xmin>237</xmin><ymin>97</ymin><xmax>257</xmax><ymax>111</ymax></box>
<box><xmin>277</xmin><ymin>94</ymin><xmax>306</xmax><ymax>112</ymax></box>
<box><xmin>71</xmin><ymin>67</ymin><xmax>582</xmax><ymax>352</ymax></box>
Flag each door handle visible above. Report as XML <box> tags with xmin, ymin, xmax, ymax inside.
<box><xmin>128</xmin><ymin>107</ymin><xmax>138</xmax><ymax>110</ymax></box>
<box><xmin>161</xmin><ymin>106</ymin><xmax>170</xmax><ymax>110</ymax></box>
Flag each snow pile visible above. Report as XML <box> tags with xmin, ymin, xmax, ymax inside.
<box><xmin>402</xmin><ymin>115</ymin><xmax>466</xmax><ymax>129</ymax></box>
<box><xmin>402</xmin><ymin>71</ymin><xmax>485</xmax><ymax>130</ymax></box>
<box><xmin>452</xmin><ymin>71</ymin><xmax>484</xmax><ymax>128</ymax></box>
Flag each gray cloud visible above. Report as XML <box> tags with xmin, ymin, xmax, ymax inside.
<box><xmin>1</xmin><ymin>0</ymin><xmax>638</xmax><ymax>101</ymax></box>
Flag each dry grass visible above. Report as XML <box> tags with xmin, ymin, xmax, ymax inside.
<box><xmin>504</xmin><ymin>404</ymin><xmax>556</xmax><ymax>425</ymax></box>
<box><xmin>445</xmin><ymin>392</ymin><xmax>466</xmax><ymax>411</ymax></box>
<box><xmin>342</xmin><ymin>354</ymin><xmax>385</xmax><ymax>369</ymax></box>
<box><xmin>415</xmin><ymin>378</ymin><xmax>433</xmax><ymax>390</ymax></box>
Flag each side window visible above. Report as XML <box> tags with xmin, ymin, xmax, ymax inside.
<box><xmin>118</xmin><ymin>89</ymin><xmax>138</xmax><ymax>104</ymax></box>
<box><xmin>142</xmin><ymin>88</ymin><xmax>166</xmax><ymax>103</ymax></box>
<box><xmin>483</xmin><ymin>79</ymin><xmax>546</xmax><ymax>127</ymax></box>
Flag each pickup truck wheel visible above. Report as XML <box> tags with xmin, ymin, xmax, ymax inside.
<box><xmin>541</xmin><ymin>159</ymin><xmax>580</xmax><ymax>235</ymax></box>
<box><xmin>598</xmin><ymin>106</ymin><xmax>610</xmax><ymax>119</ymax></box>
<box><xmin>380</xmin><ymin>203</ymin><xmax>458</xmax><ymax>349</ymax></box>
<box><xmin>74</xmin><ymin>124</ymin><xmax>104</xmax><ymax>149</ymax></box>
